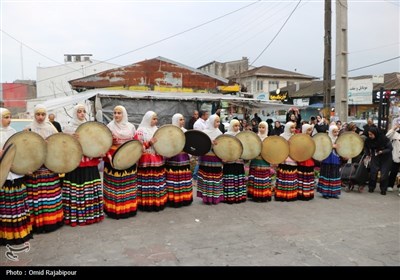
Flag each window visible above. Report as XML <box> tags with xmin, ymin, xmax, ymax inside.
<box><xmin>269</xmin><ymin>81</ymin><xmax>279</xmax><ymax>91</ymax></box>
<box><xmin>257</xmin><ymin>80</ymin><xmax>264</xmax><ymax>91</ymax></box>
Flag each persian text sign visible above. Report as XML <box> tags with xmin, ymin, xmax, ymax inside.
<box><xmin>348</xmin><ymin>79</ymin><xmax>373</xmax><ymax>105</ymax></box>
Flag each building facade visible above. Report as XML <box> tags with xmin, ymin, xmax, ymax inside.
<box><xmin>198</xmin><ymin>57</ymin><xmax>249</xmax><ymax>79</ymax></box>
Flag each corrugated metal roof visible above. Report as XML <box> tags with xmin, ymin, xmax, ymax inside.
<box><xmin>69</xmin><ymin>56</ymin><xmax>229</xmax><ymax>90</ymax></box>
<box><xmin>229</xmin><ymin>65</ymin><xmax>317</xmax><ymax>80</ymax></box>
<box><xmin>155</xmin><ymin>56</ymin><xmax>228</xmax><ymax>83</ymax></box>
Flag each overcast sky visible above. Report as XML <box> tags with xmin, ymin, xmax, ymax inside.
<box><xmin>1</xmin><ymin>0</ymin><xmax>399</xmax><ymax>83</ymax></box>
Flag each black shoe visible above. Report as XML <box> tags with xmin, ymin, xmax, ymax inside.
<box><xmin>380</xmin><ymin>191</ymin><xmax>386</xmax><ymax>195</ymax></box>
<box><xmin>368</xmin><ymin>189</ymin><xmax>374</xmax><ymax>193</ymax></box>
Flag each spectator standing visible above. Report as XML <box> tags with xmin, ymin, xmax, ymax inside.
<box><xmin>187</xmin><ymin>110</ymin><xmax>199</xmax><ymax>129</ymax></box>
<box><xmin>48</xmin><ymin>113</ymin><xmax>62</xmax><ymax>132</ymax></box>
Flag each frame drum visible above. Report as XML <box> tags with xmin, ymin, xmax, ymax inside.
<box><xmin>45</xmin><ymin>133</ymin><xmax>83</xmax><ymax>174</ymax></box>
<box><xmin>261</xmin><ymin>135</ymin><xmax>289</xmax><ymax>164</ymax></box>
<box><xmin>76</xmin><ymin>121</ymin><xmax>113</xmax><ymax>157</ymax></box>
<box><xmin>5</xmin><ymin>131</ymin><xmax>47</xmax><ymax>175</ymax></box>
<box><xmin>213</xmin><ymin>134</ymin><xmax>243</xmax><ymax>162</ymax></box>
<box><xmin>236</xmin><ymin>131</ymin><xmax>262</xmax><ymax>160</ymax></box>
<box><xmin>312</xmin><ymin>133</ymin><xmax>332</xmax><ymax>161</ymax></box>
<box><xmin>289</xmin><ymin>134</ymin><xmax>316</xmax><ymax>162</ymax></box>
<box><xmin>183</xmin><ymin>130</ymin><xmax>212</xmax><ymax>156</ymax></box>
<box><xmin>112</xmin><ymin>140</ymin><xmax>143</xmax><ymax>170</ymax></box>
<box><xmin>335</xmin><ymin>131</ymin><xmax>364</xmax><ymax>159</ymax></box>
<box><xmin>153</xmin><ymin>125</ymin><xmax>185</xmax><ymax>158</ymax></box>
<box><xmin>0</xmin><ymin>144</ymin><xmax>16</xmax><ymax>187</ymax></box>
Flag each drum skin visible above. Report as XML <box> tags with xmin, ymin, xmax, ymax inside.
<box><xmin>44</xmin><ymin>133</ymin><xmax>83</xmax><ymax>174</ymax></box>
<box><xmin>261</xmin><ymin>136</ymin><xmax>289</xmax><ymax>164</ymax></box>
<box><xmin>312</xmin><ymin>133</ymin><xmax>333</xmax><ymax>161</ymax></box>
<box><xmin>288</xmin><ymin>134</ymin><xmax>316</xmax><ymax>162</ymax></box>
<box><xmin>213</xmin><ymin>134</ymin><xmax>243</xmax><ymax>162</ymax></box>
<box><xmin>5</xmin><ymin>131</ymin><xmax>47</xmax><ymax>175</ymax></box>
<box><xmin>112</xmin><ymin>140</ymin><xmax>143</xmax><ymax>170</ymax></box>
<box><xmin>0</xmin><ymin>144</ymin><xmax>16</xmax><ymax>187</ymax></box>
<box><xmin>183</xmin><ymin>130</ymin><xmax>212</xmax><ymax>156</ymax></box>
<box><xmin>335</xmin><ymin>131</ymin><xmax>364</xmax><ymax>159</ymax></box>
<box><xmin>76</xmin><ymin>121</ymin><xmax>113</xmax><ymax>158</ymax></box>
<box><xmin>152</xmin><ymin>125</ymin><xmax>185</xmax><ymax>158</ymax></box>
<box><xmin>236</xmin><ymin>131</ymin><xmax>262</xmax><ymax>160</ymax></box>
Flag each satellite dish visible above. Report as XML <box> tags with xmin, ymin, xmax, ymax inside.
<box><xmin>276</xmin><ymin>88</ymin><xmax>281</xmax><ymax>94</ymax></box>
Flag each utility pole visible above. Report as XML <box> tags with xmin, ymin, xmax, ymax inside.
<box><xmin>323</xmin><ymin>0</ymin><xmax>332</xmax><ymax>119</ymax></box>
<box><xmin>335</xmin><ymin>0</ymin><xmax>348</xmax><ymax>123</ymax></box>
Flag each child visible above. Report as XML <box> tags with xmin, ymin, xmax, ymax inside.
<box><xmin>223</xmin><ymin>119</ymin><xmax>247</xmax><ymax>204</ymax></box>
<box><xmin>247</xmin><ymin>121</ymin><xmax>273</xmax><ymax>202</ymax></box>
<box><xmin>165</xmin><ymin>113</ymin><xmax>193</xmax><ymax>207</ymax></box>
<box><xmin>275</xmin><ymin>122</ymin><xmax>298</xmax><ymax>201</ymax></box>
<box><xmin>297</xmin><ymin>124</ymin><xmax>315</xmax><ymax>200</ymax></box>
<box><xmin>197</xmin><ymin>114</ymin><xmax>224</xmax><ymax>204</ymax></box>
<box><xmin>0</xmin><ymin>108</ymin><xmax>33</xmax><ymax>245</ymax></box>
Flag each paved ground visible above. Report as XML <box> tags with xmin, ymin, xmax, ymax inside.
<box><xmin>0</xmin><ymin>186</ymin><xmax>399</xmax><ymax>267</ymax></box>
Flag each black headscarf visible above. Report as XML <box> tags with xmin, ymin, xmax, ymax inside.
<box><xmin>366</xmin><ymin>127</ymin><xmax>390</xmax><ymax>150</ymax></box>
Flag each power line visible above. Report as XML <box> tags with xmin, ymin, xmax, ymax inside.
<box><xmin>348</xmin><ymin>56</ymin><xmax>400</xmax><ymax>73</ymax></box>
<box><xmin>316</xmin><ymin>56</ymin><xmax>400</xmax><ymax>79</ymax></box>
<box><xmin>1</xmin><ymin>1</ymin><xmax>260</xmax><ymax>92</ymax></box>
<box><xmin>250</xmin><ymin>0</ymin><xmax>302</xmax><ymax>66</ymax></box>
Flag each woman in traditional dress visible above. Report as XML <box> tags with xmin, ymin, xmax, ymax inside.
<box><xmin>247</xmin><ymin>121</ymin><xmax>273</xmax><ymax>202</ymax></box>
<box><xmin>134</xmin><ymin>111</ymin><xmax>167</xmax><ymax>211</ymax></box>
<box><xmin>164</xmin><ymin>113</ymin><xmax>193</xmax><ymax>207</ymax></box>
<box><xmin>275</xmin><ymin>121</ymin><xmax>298</xmax><ymax>201</ymax></box>
<box><xmin>297</xmin><ymin>124</ymin><xmax>315</xmax><ymax>200</ymax></box>
<box><xmin>25</xmin><ymin>104</ymin><xmax>64</xmax><ymax>233</ymax></box>
<box><xmin>222</xmin><ymin>119</ymin><xmax>246</xmax><ymax>203</ymax></box>
<box><xmin>103</xmin><ymin>105</ymin><xmax>138</xmax><ymax>219</ymax></box>
<box><xmin>317</xmin><ymin>124</ymin><xmax>342</xmax><ymax>199</ymax></box>
<box><xmin>0</xmin><ymin>108</ymin><xmax>33</xmax><ymax>245</ymax></box>
<box><xmin>62</xmin><ymin>104</ymin><xmax>104</xmax><ymax>225</ymax></box>
<box><xmin>197</xmin><ymin>114</ymin><xmax>224</xmax><ymax>204</ymax></box>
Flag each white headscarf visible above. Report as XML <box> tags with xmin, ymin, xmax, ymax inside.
<box><xmin>64</xmin><ymin>104</ymin><xmax>87</xmax><ymax>134</ymax></box>
<box><xmin>137</xmin><ymin>111</ymin><xmax>158</xmax><ymax>142</ymax></box>
<box><xmin>280</xmin><ymin>121</ymin><xmax>295</xmax><ymax>140</ymax></box>
<box><xmin>328</xmin><ymin>124</ymin><xmax>339</xmax><ymax>144</ymax></box>
<box><xmin>172</xmin><ymin>113</ymin><xmax>187</xmax><ymax>132</ymax></box>
<box><xmin>0</xmin><ymin>108</ymin><xmax>22</xmax><ymax>180</ymax></box>
<box><xmin>107</xmin><ymin>105</ymin><xmax>136</xmax><ymax>141</ymax></box>
<box><xmin>225</xmin><ymin>119</ymin><xmax>240</xmax><ymax>136</ymax></box>
<box><xmin>0</xmin><ymin>108</ymin><xmax>16</xmax><ymax>148</ymax></box>
<box><xmin>28</xmin><ymin>104</ymin><xmax>57</xmax><ymax>139</ymax></box>
<box><xmin>302</xmin><ymin>123</ymin><xmax>313</xmax><ymax>135</ymax></box>
<box><xmin>203</xmin><ymin>114</ymin><xmax>222</xmax><ymax>141</ymax></box>
<box><xmin>258</xmin><ymin>121</ymin><xmax>268</xmax><ymax>141</ymax></box>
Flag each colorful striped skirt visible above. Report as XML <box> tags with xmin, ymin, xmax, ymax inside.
<box><xmin>222</xmin><ymin>162</ymin><xmax>247</xmax><ymax>204</ymax></box>
<box><xmin>103</xmin><ymin>163</ymin><xmax>138</xmax><ymax>219</ymax></box>
<box><xmin>25</xmin><ymin>167</ymin><xmax>64</xmax><ymax>233</ymax></box>
<box><xmin>297</xmin><ymin>165</ymin><xmax>315</xmax><ymax>201</ymax></box>
<box><xmin>62</xmin><ymin>166</ymin><xmax>104</xmax><ymax>226</ymax></box>
<box><xmin>0</xmin><ymin>178</ymin><xmax>33</xmax><ymax>246</ymax></box>
<box><xmin>137</xmin><ymin>154</ymin><xmax>167</xmax><ymax>212</ymax></box>
<box><xmin>247</xmin><ymin>157</ymin><xmax>272</xmax><ymax>202</ymax></box>
<box><xmin>275</xmin><ymin>164</ymin><xmax>298</xmax><ymax>202</ymax></box>
<box><xmin>317</xmin><ymin>163</ymin><xmax>341</xmax><ymax>198</ymax></box>
<box><xmin>197</xmin><ymin>153</ymin><xmax>224</xmax><ymax>205</ymax></box>
<box><xmin>165</xmin><ymin>153</ymin><xmax>193</xmax><ymax>207</ymax></box>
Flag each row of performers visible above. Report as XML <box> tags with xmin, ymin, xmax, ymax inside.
<box><xmin>0</xmin><ymin>105</ymin><xmax>340</xmax><ymax>246</ymax></box>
